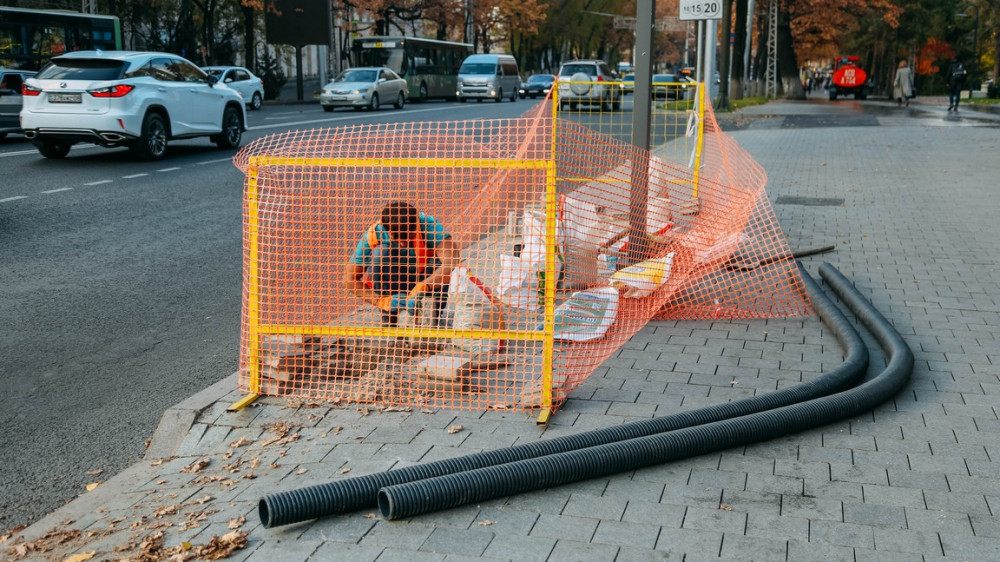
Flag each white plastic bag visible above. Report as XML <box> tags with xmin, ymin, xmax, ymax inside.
<box><xmin>560</xmin><ymin>195</ymin><xmax>604</xmax><ymax>248</ymax></box>
<box><xmin>449</xmin><ymin>268</ymin><xmax>501</xmax><ymax>354</ymax></box>
<box><xmin>498</xmin><ymin>253</ymin><xmax>540</xmax><ymax>310</ymax></box>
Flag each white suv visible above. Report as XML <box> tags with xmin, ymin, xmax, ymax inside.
<box><xmin>557</xmin><ymin>59</ymin><xmax>622</xmax><ymax>111</ymax></box>
<box><xmin>21</xmin><ymin>51</ymin><xmax>246</xmax><ymax>160</ymax></box>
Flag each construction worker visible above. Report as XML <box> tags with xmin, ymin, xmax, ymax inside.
<box><xmin>344</xmin><ymin>201</ymin><xmax>459</xmax><ymax>327</ymax></box>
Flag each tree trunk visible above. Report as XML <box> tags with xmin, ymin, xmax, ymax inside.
<box><xmin>731</xmin><ymin>0</ymin><xmax>747</xmax><ymax>99</ymax></box>
<box><xmin>776</xmin><ymin>2</ymin><xmax>804</xmax><ymax>99</ymax></box>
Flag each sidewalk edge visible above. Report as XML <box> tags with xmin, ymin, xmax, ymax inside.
<box><xmin>143</xmin><ymin>372</ymin><xmax>240</xmax><ymax>461</ymax></box>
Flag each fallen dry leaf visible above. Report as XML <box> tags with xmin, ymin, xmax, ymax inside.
<box><xmin>719</xmin><ymin>504</ymin><xmax>733</xmax><ymax>511</ymax></box>
<box><xmin>63</xmin><ymin>550</ymin><xmax>96</xmax><ymax>562</ymax></box>
<box><xmin>477</xmin><ymin>520</ymin><xmax>497</xmax><ymax>526</ymax></box>
<box><xmin>357</xmin><ymin>407</ymin><xmax>370</xmax><ymax>416</ymax></box>
<box><xmin>228</xmin><ymin>436</ymin><xmax>253</xmax><ymax>448</ymax></box>
<box><xmin>189</xmin><ymin>494</ymin><xmax>214</xmax><ymax>505</ymax></box>
<box><xmin>85</xmin><ymin>469</ymin><xmax>103</xmax><ymax>476</ymax></box>
<box><xmin>363</xmin><ymin>513</ymin><xmax>376</xmax><ymax>519</ymax></box>
<box><xmin>296</xmin><ymin>468</ymin><xmax>308</xmax><ymax>475</ymax></box>
<box><xmin>150</xmin><ymin>459</ymin><xmax>164</xmax><ymax>466</ymax></box>
<box><xmin>180</xmin><ymin>457</ymin><xmax>211</xmax><ymax>473</ymax></box>
<box><xmin>339</xmin><ymin>467</ymin><xmax>351</xmax><ymax>474</ymax></box>
<box><xmin>228</xmin><ymin>516</ymin><xmax>246</xmax><ymax>529</ymax></box>
<box><xmin>153</xmin><ymin>504</ymin><xmax>180</xmax><ymax>518</ymax></box>
<box><xmin>193</xmin><ymin>530</ymin><xmax>248</xmax><ymax>560</ymax></box>
<box><xmin>85</xmin><ymin>482</ymin><xmax>101</xmax><ymax>492</ymax></box>
<box><xmin>446</xmin><ymin>425</ymin><xmax>463</xmax><ymax>434</ymax></box>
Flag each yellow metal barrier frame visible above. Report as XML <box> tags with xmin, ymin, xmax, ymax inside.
<box><xmin>691</xmin><ymin>81</ymin><xmax>707</xmax><ymax>198</ymax></box>
<box><xmin>230</xmin><ymin>154</ymin><xmax>560</xmax><ymax>422</ymax></box>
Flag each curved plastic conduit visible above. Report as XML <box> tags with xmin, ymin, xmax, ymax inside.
<box><xmin>258</xmin><ymin>263</ymin><xmax>867</xmax><ymax>528</ymax></box>
<box><xmin>376</xmin><ymin>263</ymin><xmax>913</xmax><ymax>519</ymax></box>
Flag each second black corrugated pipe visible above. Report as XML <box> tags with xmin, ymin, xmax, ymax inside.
<box><xmin>376</xmin><ymin>263</ymin><xmax>912</xmax><ymax>519</ymax></box>
<box><xmin>259</xmin><ymin>262</ymin><xmax>866</xmax><ymax>528</ymax></box>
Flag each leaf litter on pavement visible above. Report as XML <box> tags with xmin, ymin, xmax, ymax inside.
<box><xmin>3</xmin><ymin>395</ymin><xmax>396</xmax><ymax>560</ymax></box>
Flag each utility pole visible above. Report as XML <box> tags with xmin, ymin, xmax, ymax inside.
<box><xmin>627</xmin><ymin>0</ymin><xmax>656</xmax><ymax>265</ymax></box>
<box><xmin>764</xmin><ymin>0</ymin><xmax>778</xmax><ymax>98</ymax></box>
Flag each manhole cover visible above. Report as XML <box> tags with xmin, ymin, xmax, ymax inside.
<box><xmin>775</xmin><ymin>196</ymin><xmax>845</xmax><ymax>206</ymax></box>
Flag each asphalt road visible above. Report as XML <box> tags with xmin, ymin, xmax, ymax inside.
<box><xmin>0</xmin><ymin>96</ymin><xmax>540</xmax><ymax>530</ymax></box>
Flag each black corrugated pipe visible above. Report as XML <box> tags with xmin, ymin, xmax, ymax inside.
<box><xmin>376</xmin><ymin>264</ymin><xmax>913</xmax><ymax>519</ymax></box>
<box><xmin>258</xmin><ymin>263</ymin><xmax>867</xmax><ymax>528</ymax></box>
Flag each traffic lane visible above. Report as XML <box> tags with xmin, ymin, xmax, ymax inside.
<box><xmin>0</xmin><ymin>98</ymin><xmax>539</xmax><ymax>528</ymax></box>
<box><xmin>0</xmin><ymin>158</ymin><xmax>244</xmax><ymax>529</ymax></box>
<box><xmin>0</xmin><ymin>98</ymin><xmax>542</xmax><ymax>203</ymax></box>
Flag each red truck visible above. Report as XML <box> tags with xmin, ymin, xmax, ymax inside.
<box><xmin>829</xmin><ymin>56</ymin><xmax>870</xmax><ymax>100</ymax></box>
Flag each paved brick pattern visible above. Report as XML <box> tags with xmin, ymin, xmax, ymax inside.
<box><xmin>10</xmin><ymin>100</ymin><xmax>1000</xmax><ymax>561</ymax></box>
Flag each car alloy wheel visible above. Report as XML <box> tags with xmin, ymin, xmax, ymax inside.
<box><xmin>132</xmin><ymin>112</ymin><xmax>168</xmax><ymax>160</ymax></box>
<box><xmin>369</xmin><ymin>93</ymin><xmax>380</xmax><ymax>111</ymax></box>
<box><xmin>215</xmin><ymin>106</ymin><xmax>242</xmax><ymax>149</ymax></box>
<box><xmin>394</xmin><ymin>91</ymin><xmax>405</xmax><ymax>109</ymax></box>
<box><xmin>250</xmin><ymin>92</ymin><xmax>263</xmax><ymax>110</ymax></box>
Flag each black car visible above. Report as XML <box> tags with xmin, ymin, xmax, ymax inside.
<box><xmin>519</xmin><ymin>74</ymin><xmax>555</xmax><ymax>99</ymax></box>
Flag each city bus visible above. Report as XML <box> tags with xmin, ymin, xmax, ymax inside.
<box><xmin>351</xmin><ymin>36</ymin><xmax>473</xmax><ymax>102</ymax></box>
<box><xmin>0</xmin><ymin>7</ymin><xmax>122</xmax><ymax>70</ymax></box>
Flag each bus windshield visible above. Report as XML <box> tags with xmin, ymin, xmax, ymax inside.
<box><xmin>353</xmin><ymin>47</ymin><xmax>406</xmax><ymax>76</ymax></box>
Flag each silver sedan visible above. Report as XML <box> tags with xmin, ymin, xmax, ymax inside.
<box><xmin>319</xmin><ymin>67</ymin><xmax>408</xmax><ymax>112</ymax></box>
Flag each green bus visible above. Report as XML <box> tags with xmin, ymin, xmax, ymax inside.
<box><xmin>351</xmin><ymin>36</ymin><xmax>473</xmax><ymax>102</ymax></box>
<box><xmin>0</xmin><ymin>7</ymin><xmax>122</xmax><ymax>71</ymax></box>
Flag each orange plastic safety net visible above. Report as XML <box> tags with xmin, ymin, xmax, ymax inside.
<box><xmin>232</xmin><ymin>87</ymin><xmax>811</xmax><ymax>411</ymax></box>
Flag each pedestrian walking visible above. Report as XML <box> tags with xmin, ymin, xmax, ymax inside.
<box><xmin>892</xmin><ymin>60</ymin><xmax>914</xmax><ymax>107</ymax></box>
<box><xmin>946</xmin><ymin>56</ymin><xmax>967</xmax><ymax>111</ymax></box>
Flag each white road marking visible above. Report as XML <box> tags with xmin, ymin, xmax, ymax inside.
<box><xmin>157</xmin><ymin>167</ymin><xmax>181</xmax><ymax>172</ymax></box>
<box><xmin>0</xmin><ymin>143</ymin><xmax>99</xmax><ymax>158</ymax></box>
<box><xmin>123</xmin><ymin>173</ymin><xmax>149</xmax><ymax>179</ymax></box>
<box><xmin>84</xmin><ymin>179</ymin><xmax>113</xmax><ymax>186</ymax></box>
<box><xmin>0</xmin><ymin>149</ymin><xmax>39</xmax><ymax>158</ymax></box>
<box><xmin>197</xmin><ymin>157</ymin><xmax>234</xmax><ymax>165</ymax></box>
<box><xmin>41</xmin><ymin>188</ymin><xmax>73</xmax><ymax>194</ymax></box>
<box><xmin>0</xmin><ymin>196</ymin><xmax>29</xmax><ymax>202</ymax></box>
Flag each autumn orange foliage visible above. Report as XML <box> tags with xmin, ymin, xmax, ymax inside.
<box><xmin>916</xmin><ymin>38</ymin><xmax>955</xmax><ymax>76</ymax></box>
<box><xmin>789</xmin><ymin>0</ymin><xmax>901</xmax><ymax>61</ymax></box>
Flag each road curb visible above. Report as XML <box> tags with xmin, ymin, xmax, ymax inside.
<box><xmin>143</xmin><ymin>372</ymin><xmax>240</xmax><ymax>461</ymax></box>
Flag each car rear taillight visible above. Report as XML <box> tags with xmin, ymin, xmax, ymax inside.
<box><xmin>597</xmin><ymin>76</ymin><xmax>604</xmax><ymax>81</ymax></box>
<box><xmin>22</xmin><ymin>84</ymin><xmax>41</xmax><ymax>96</ymax></box>
<box><xmin>88</xmin><ymin>84</ymin><xmax>135</xmax><ymax>98</ymax></box>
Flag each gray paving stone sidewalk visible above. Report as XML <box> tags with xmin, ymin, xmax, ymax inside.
<box><xmin>7</xmin><ymin>99</ymin><xmax>1000</xmax><ymax>561</ymax></box>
